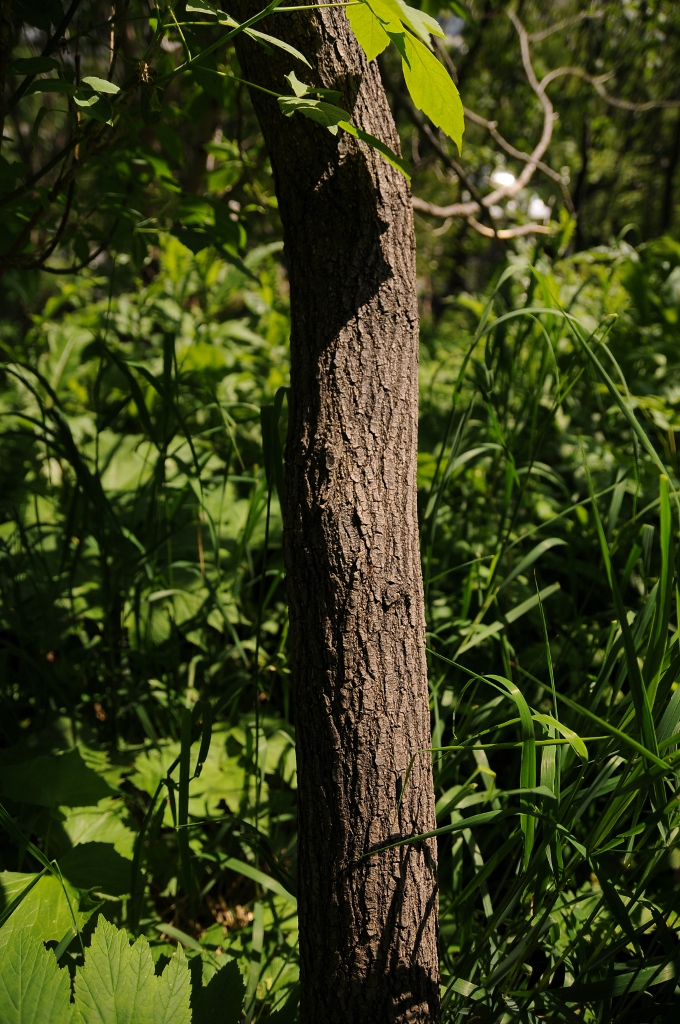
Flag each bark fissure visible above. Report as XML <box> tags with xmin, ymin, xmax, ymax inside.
<box><xmin>230</xmin><ymin>7</ymin><xmax>440</xmax><ymax>1021</ymax></box>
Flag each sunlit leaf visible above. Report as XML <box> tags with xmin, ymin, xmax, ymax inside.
<box><xmin>401</xmin><ymin>33</ymin><xmax>464</xmax><ymax>151</ymax></box>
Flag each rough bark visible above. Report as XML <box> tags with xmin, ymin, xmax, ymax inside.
<box><xmin>230</xmin><ymin>7</ymin><xmax>440</xmax><ymax>1022</ymax></box>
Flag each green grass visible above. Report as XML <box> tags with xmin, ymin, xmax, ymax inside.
<box><xmin>1</xmin><ymin>231</ymin><xmax>680</xmax><ymax>1022</ymax></box>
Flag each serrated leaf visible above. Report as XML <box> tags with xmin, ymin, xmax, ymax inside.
<box><xmin>0</xmin><ymin>871</ymin><xmax>91</xmax><ymax>950</ymax></box>
<box><xmin>346</xmin><ymin>2</ymin><xmax>390</xmax><ymax>62</ymax></box>
<box><xmin>277</xmin><ymin>96</ymin><xmax>350</xmax><ymax>135</ymax></box>
<box><xmin>81</xmin><ymin>76</ymin><xmax>120</xmax><ymax>95</ymax></box>
<box><xmin>74</xmin><ymin>918</ymin><xmax>155</xmax><ymax>1023</ymax></box>
<box><xmin>192</xmin><ymin>959</ymin><xmax>245</xmax><ymax>1024</ymax></box>
<box><xmin>0</xmin><ymin>930</ymin><xmax>72</xmax><ymax>1024</ymax></box>
<box><xmin>7</xmin><ymin>57</ymin><xmax>60</xmax><ymax>74</ymax></box>
<box><xmin>73</xmin><ymin>917</ymin><xmax>191</xmax><ymax>1024</ymax></box>
<box><xmin>401</xmin><ymin>33</ymin><xmax>464</xmax><ymax>151</ymax></box>
<box><xmin>152</xmin><ymin>947</ymin><xmax>192</xmax><ymax>1024</ymax></box>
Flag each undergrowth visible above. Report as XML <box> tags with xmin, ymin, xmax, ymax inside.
<box><xmin>1</xmin><ymin>231</ymin><xmax>680</xmax><ymax>1022</ymax></box>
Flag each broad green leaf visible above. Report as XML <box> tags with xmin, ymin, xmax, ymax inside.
<box><xmin>129</xmin><ymin>733</ymin><xmax>249</xmax><ymax>823</ymax></box>
<box><xmin>346</xmin><ymin>2</ymin><xmax>390</xmax><ymax>62</ymax></box>
<box><xmin>367</xmin><ymin>0</ymin><xmax>407</xmax><ymax>33</ymax></box>
<box><xmin>73</xmin><ymin>917</ymin><xmax>191</xmax><ymax>1024</ymax></box>
<box><xmin>24</xmin><ymin>79</ymin><xmax>74</xmax><ymax>95</ymax></box>
<box><xmin>0</xmin><ymin>749</ymin><xmax>114</xmax><ymax>807</ymax></box>
<box><xmin>58</xmin><ymin>798</ymin><xmax>136</xmax><ymax>859</ymax></box>
<box><xmin>338</xmin><ymin>121</ymin><xmax>411</xmax><ymax>179</ymax></box>
<box><xmin>150</xmin><ymin>947</ymin><xmax>192</xmax><ymax>1024</ymax></box>
<box><xmin>401</xmin><ymin>33</ymin><xmax>464</xmax><ymax>151</ymax></box>
<box><xmin>192</xmin><ymin>959</ymin><xmax>245</xmax><ymax>1024</ymax></box>
<box><xmin>395</xmin><ymin>0</ymin><xmax>445</xmax><ymax>46</ymax></box>
<box><xmin>7</xmin><ymin>57</ymin><xmax>61</xmax><ymax>74</ymax></box>
<box><xmin>349</xmin><ymin>0</ymin><xmax>444</xmax><ymax>61</ymax></box>
<box><xmin>283</xmin><ymin>71</ymin><xmax>339</xmax><ymax>104</ymax></box>
<box><xmin>0</xmin><ymin>930</ymin><xmax>72</xmax><ymax>1024</ymax></box>
<box><xmin>532</xmin><ymin>714</ymin><xmax>588</xmax><ymax>760</ymax></box>
<box><xmin>0</xmin><ymin>872</ymin><xmax>90</xmax><ymax>951</ymax></box>
<box><xmin>0</xmin><ymin>869</ymin><xmax>45</xmax><ymax>930</ymax></box>
<box><xmin>81</xmin><ymin>76</ymin><xmax>121</xmax><ymax>95</ymax></box>
<box><xmin>58</xmin><ymin>842</ymin><xmax>132</xmax><ymax>897</ymax></box>
<box><xmin>277</xmin><ymin>96</ymin><xmax>351</xmax><ymax>135</ymax></box>
<box><xmin>74</xmin><ymin>89</ymin><xmax>103</xmax><ymax>107</ymax></box>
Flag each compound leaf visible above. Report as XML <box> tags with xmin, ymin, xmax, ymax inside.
<box><xmin>277</xmin><ymin>96</ymin><xmax>350</xmax><ymax>135</ymax></box>
<box><xmin>401</xmin><ymin>33</ymin><xmax>464</xmax><ymax>151</ymax></box>
<box><xmin>346</xmin><ymin>2</ymin><xmax>390</xmax><ymax>62</ymax></box>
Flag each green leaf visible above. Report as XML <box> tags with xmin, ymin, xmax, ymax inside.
<box><xmin>0</xmin><ymin>872</ymin><xmax>90</xmax><ymax>950</ymax></box>
<box><xmin>73</xmin><ymin>917</ymin><xmax>191</xmax><ymax>1024</ymax></box>
<box><xmin>346</xmin><ymin>2</ymin><xmax>391</xmax><ymax>62</ymax></box>
<box><xmin>24</xmin><ymin>79</ymin><xmax>74</xmax><ymax>95</ymax></box>
<box><xmin>7</xmin><ymin>57</ymin><xmax>61</xmax><ymax>75</ymax></box>
<box><xmin>246</xmin><ymin>28</ymin><xmax>311</xmax><ymax>67</ymax></box>
<box><xmin>401</xmin><ymin>33</ymin><xmax>464</xmax><ymax>151</ymax></box>
<box><xmin>348</xmin><ymin>0</ymin><xmax>444</xmax><ymax>60</ymax></box>
<box><xmin>0</xmin><ymin>870</ymin><xmax>46</xmax><ymax>930</ymax></box>
<box><xmin>277</xmin><ymin>96</ymin><xmax>351</xmax><ymax>135</ymax></box>
<box><xmin>498</xmin><ymin>537</ymin><xmax>568</xmax><ymax>590</ymax></box>
<box><xmin>192</xmin><ymin>959</ymin><xmax>245</xmax><ymax>1024</ymax></box>
<box><xmin>338</xmin><ymin>121</ymin><xmax>411</xmax><ymax>179</ymax></box>
<box><xmin>81</xmin><ymin>76</ymin><xmax>120</xmax><ymax>95</ymax></box>
<box><xmin>149</xmin><ymin>948</ymin><xmax>192</xmax><ymax>1024</ymax></box>
<box><xmin>487</xmin><ymin>675</ymin><xmax>536</xmax><ymax>868</ymax></box>
<box><xmin>58</xmin><ymin>842</ymin><xmax>132</xmax><ymax>897</ymax></box>
<box><xmin>0</xmin><ymin>749</ymin><xmax>115</xmax><ymax>807</ymax></box>
<box><xmin>186</xmin><ymin>0</ymin><xmax>220</xmax><ymax>12</ymax></box>
<box><xmin>222</xmin><ymin>856</ymin><xmax>297</xmax><ymax>905</ymax></box>
<box><xmin>283</xmin><ymin>71</ymin><xmax>339</xmax><ymax>104</ymax></box>
<box><xmin>532</xmin><ymin>714</ymin><xmax>588</xmax><ymax>760</ymax></box>
<box><xmin>0</xmin><ymin>930</ymin><xmax>72</xmax><ymax>1024</ymax></box>
<box><xmin>395</xmin><ymin>0</ymin><xmax>445</xmax><ymax>46</ymax></box>
<box><xmin>58</xmin><ymin>798</ymin><xmax>136</xmax><ymax>859</ymax></box>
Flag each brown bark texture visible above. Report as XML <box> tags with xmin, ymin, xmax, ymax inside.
<box><xmin>230</xmin><ymin>6</ymin><xmax>440</xmax><ymax>1022</ymax></box>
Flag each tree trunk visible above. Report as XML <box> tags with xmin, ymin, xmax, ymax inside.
<box><xmin>231</xmin><ymin>8</ymin><xmax>440</xmax><ymax>1022</ymax></box>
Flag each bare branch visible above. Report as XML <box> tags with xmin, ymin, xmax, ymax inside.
<box><xmin>540</xmin><ymin>65</ymin><xmax>680</xmax><ymax>112</ymax></box>
<box><xmin>467</xmin><ymin>217</ymin><xmax>554</xmax><ymax>240</ymax></box>
<box><xmin>528</xmin><ymin>10</ymin><xmax>603</xmax><ymax>43</ymax></box>
<box><xmin>463</xmin><ymin>107</ymin><xmax>574</xmax><ymax>213</ymax></box>
<box><xmin>412</xmin><ymin>195</ymin><xmax>479</xmax><ymax>219</ymax></box>
<box><xmin>412</xmin><ymin>11</ymin><xmax>562</xmax><ymax>226</ymax></box>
